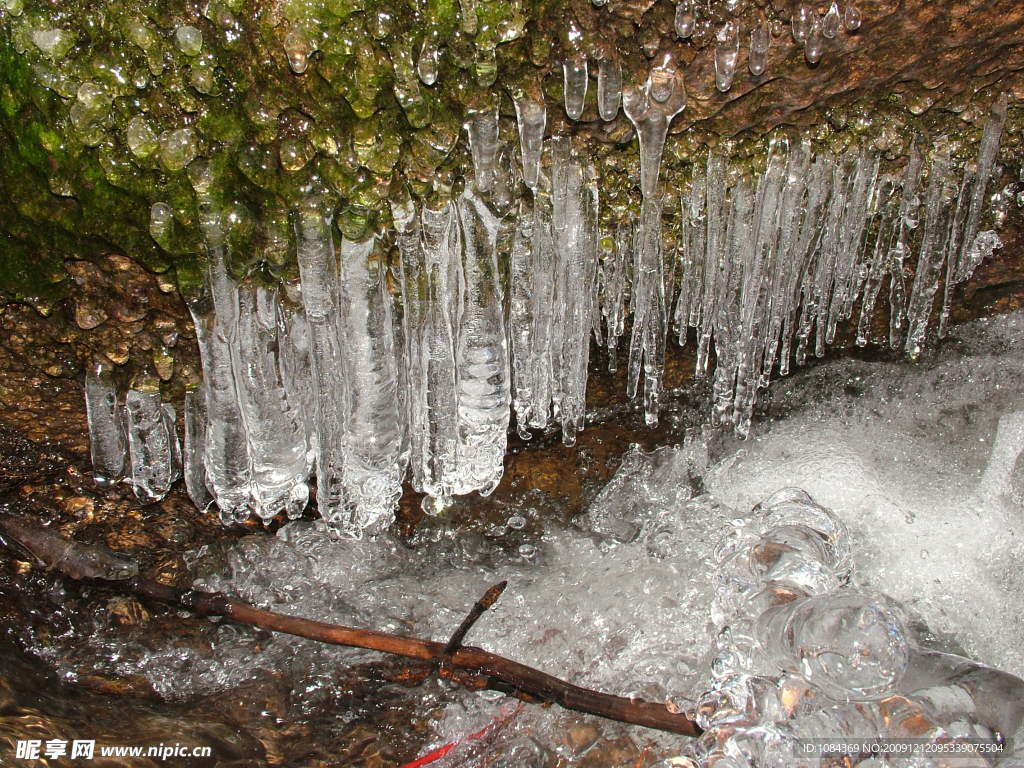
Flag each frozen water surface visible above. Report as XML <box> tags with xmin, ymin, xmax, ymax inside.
<box><xmin>47</xmin><ymin>311</ymin><xmax>1024</xmax><ymax>764</ymax></box>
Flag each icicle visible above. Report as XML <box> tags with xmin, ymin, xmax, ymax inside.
<box><xmin>417</xmin><ymin>34</ymin><xmax>440</xmax><ymax>85</ymax></box>
<box><xmin>697</xmin><ymin>153</ymin><xmax>728</xmax><ymax>376</ymax></box>
<box><xmin>888</xmin><ymin>146</ymin><xmax>924</xmax><ymax>349</ymax></box>
<box><xmin>675</xmin><ymin>1</ymin><xmax>696</xmax><ymax>38</ymax></box>
<box><xmin>792</xmin><ymin>4</ymin><xmax>813</xmax><ymax>44</ymax></box>
<box><xmin>904</xmin><ymin>151</ymin><xmax>953</xmax><ymax>358</ymax></box>
<box><xmin>294</xmin><ymin>203</ymin><xmax>351</xmax><ymax>529</ymax></box>
<box><xmin>163</xmin><ymin>404</ymin><xmax>182</xmax><ymax>484</ymax></box>
<box><xmin>337</xmin><ymin>236</ymin><xmax>406</xmax><ymax>532</ymax></box>
<box><xmin>623</xmin><ymin>65</ymin><xmax>687</xmax><ymax>200</ymax></box>
<box><xmin>465</xmin><ymin>107</ymin><xmax>499</xmax><ymax>193</ymax></box>
<box><xmin>124</xmin><ymin>374</ymin><xmax>179</xmax><ymax>504</ymax></box>
<box><xmin>510</xmin><ymin>197</ymin><xmax>536</xmax><ymax>438</ymax></box>
<box><xmin>856</xmin><ymin>175</ymin><xmax>899</xmax><ymax>346</ymax></box>
<box><xmin>234</xmin><ymin>285</ymin><xmax>310</xmax><ymax>524</ymax></box>
<box><xmin>714</xmin><ymin>21</ymin><xmax>740</xmax><ymax>92</ymax></box>
<box><xmin>551</xmin><ymin>154</ymin><xmax>600</xmax><ymax>444</ymax></box>
<box><xmin>605</xmin><ymin>220</ymin><xmax>632</xmax><ymax>371</ymax></box>
<box><xmin>953</xmin><ymin>96</ymin><xmax>1008</xmax><ymax>285</ymax></box>
<box><xmin>454</xmin><ymin>186</ymin><xmax>510</xmax><ymax>496</ymax></box>
<box><xmin>805</xmin><ymin>14</ymin><xmax>824</xmax><ymax>63</ymax></box>
<box><xmin>822</xmin><ymin>1</ymin><xmax>840</xmax><ymax>38</ymax></box>
<box><xmin>513</xmin><ymin>97</ymin><xmax>545</xmax><ymax>189</ymax></box>
<box><xmin>188</xmin><ymin>211</ymin><xmax>252</xmax><ymax>524</ymax></box>
<box><xmin>85</xmin><ymin>357</ymin><xmax>125</xmax><ymax>487</ymax></box>
<box><xmin>528</xmin><ymin>187</ymin><xmax>556</xmax><ymax>429</ymax></box>
<box><xmin>597</xmin><ymin>58</ymin><xmax>622</xmax><ymax>121</ymax></box>
<box><xmin>562</xmin><ymin>57</ymin><xmax>588</xmax><ymax>120</ymax></box>
<box><xmin>749</xmin><ymin>20</ymin><xmax>769</xmax><ymax>76</ymax></box>
<box><xmin>183</xmin><ymin>386</ymin><xmax>213</xmax><ymax>511</ymax></box>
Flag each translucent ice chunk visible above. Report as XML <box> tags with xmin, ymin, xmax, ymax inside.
<box><xmin>125</xmin><ymin>386</ymin><xmax>179</xmax><ymax>504</ymax></box>
<box><xmin>84</xmin><ymin>358</ymin><xmax>125</xmax><ymax>487</ymax></box>
<box><xmin>513</xmin><ymin>97</ymin><xmax>545</xmax><ymax>188</ymax></box>
<box><xmin>562</xmin><ymin>57</ymin><xmax>588</xmax><ymax>120</ymax></box>
<box><xmin>597</xmin><ymin>58</ymin><xmax>622</xmax><ymax>121</ymax></box>
<box><xmin>234</xmin><ymin>285</ymin><xmax>310</xmax><ymax>523</ymax></box>
<box><xmin>757</xmin><ymin>592</ymin><xmax>910</xmax><ymax>701</ymax></box>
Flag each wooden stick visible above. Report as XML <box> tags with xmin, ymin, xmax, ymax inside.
<box><xmin>1</xmin><ymin>515</ymin><xmax>701</xmax><ymax>737</ymax></box>
<box><xmin>442</xmin><ymin>580</ymin><xmax>507</xmax><ymax>655</ymax></box>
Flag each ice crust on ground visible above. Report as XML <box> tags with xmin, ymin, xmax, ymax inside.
<box><xmin>55</xmin><ymin>311</ymin><xmax>1024</xmax><ymax>766</ymax></box>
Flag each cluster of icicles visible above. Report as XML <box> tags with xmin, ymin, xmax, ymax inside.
<box><xmin>86</xmin><ymin>86</ymin><xmax>1007</xmax><ymax>535</ymax></box>
<box><xmin>680</xmin><ymin>487</ymin><xmax>1024</xmax><ymax>767</ymax></box>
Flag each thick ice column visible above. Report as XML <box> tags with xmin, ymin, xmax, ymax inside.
<box><xmin>187</xmin><ymin>213</ymin><xmax>251</xmax><ymax>523</ymax></box>
<box><xmin>294</xmin><ymin>203</ymin><xmax>351</xmax><ymax>528</ymax></box>
<box><xmin>337</xmin><ymin>236</ymin><xmax>407</xmax><ymax>533</ymax></box>
<box><xmin>124</xmin><ymin>372</ymin><xmax>179</xmax><ymax>504</ymax></box>
<box><xmin>416</xmin><ymin>202</ymin><xmax>462</xmax><ymax>508</ymax></box>
<box><xmin>84</xmin><ymin>357</ymin><xmax>125</xmax><ymax>487</ymax></box>
<box><xmin>394</xmin><ymin>201</ymin><xmax>427</xmax><ymax>493</ymax></box>
<box><xmin>183</xmin><ymin>386</ymin><xmax>213</xmax><ymax>511</ymax></box>
<box><xmin>234</xmin><ymin>285</ymin><xmax>310</xmax><ymax>523</ymax></box>
<box><xmin>454</xmin><ymin>186</ymin><xmax>510</xmax><ymax>496</ymax></box>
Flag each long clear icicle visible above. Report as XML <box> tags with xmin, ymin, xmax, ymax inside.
<box><xmin>294</xmin><ymin>203</ymin><xmax>351</xmax><ymax>529</ymax></box>
<box><xmin>454</xmin><ymin>187</ymin><xmax>510</xmax><ymax>496</ymax></box>
<box><xmin>189</xmin><ymin>210</ymin><xmax>251</xmax><ymax>523</ymax></box>
<box><xmin>337</xmin><ymin>236</ymin><xmax>407</xmax><ymax>532</ymax></box>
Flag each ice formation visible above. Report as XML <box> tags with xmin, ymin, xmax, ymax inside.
<box><xmin>85</xmin><ymin>363</ymin><xmax>181</xmax><ymax>503</ymax></box>
<box><xmin>87</xmin><ymin>85</ymin><xmax>1010</xmax><ymax>527</ymax></box>
<box><xmin>62</xmin><ymin>314</ymin><xmax>1024</xmax><ymax>765</ymax></box>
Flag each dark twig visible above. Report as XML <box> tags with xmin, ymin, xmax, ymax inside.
<box><xmin>443</xmin><ymin>580</ymin><xmax>507</xmax><ymax>655</ymax></box>
<box><xmin>0</xmin><ymin>515</ymin><xmax>701</xmax><ymax>737</ymax></box>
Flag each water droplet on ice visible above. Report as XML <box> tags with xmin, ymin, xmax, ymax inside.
<box><xmin>563</xmin><ymin>57</ymin><xmax>588</xmax><ymax>120</ymax></box>
<box><xmin>714</xmin><ymin>21</ymin><xmax>740</xmax><ymax>92</ymax></box>
<box><xmin>843</xmin><ymin>3</ymin><xmax>862</xmax><ymax>30</ymax></box>
<box><xmin>675</xmin><ymin>3</ymin><xmax>696</xmax><ymax>38</ymax></box>
<box><xmin>792</xmin><ymin>4</ymin><xmax>813</xmax><ymax>43</ymax></box>
<box><xmin>175</xmin><ymin>25</ymin><xmax>203</xmax><ymax>56</ymax></box>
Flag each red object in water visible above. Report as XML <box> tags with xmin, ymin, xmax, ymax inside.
<box><xmin>398</xmin><ymin>711</ymin><xmax>513</xmax><ymax>768</ymax></box>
